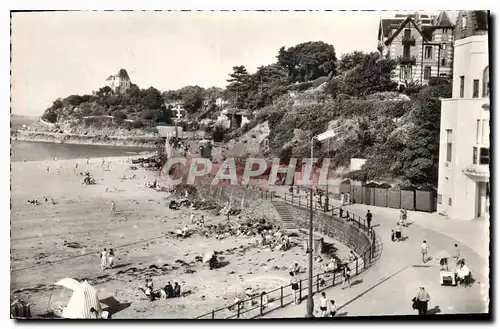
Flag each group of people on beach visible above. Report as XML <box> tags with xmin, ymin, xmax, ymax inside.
<box><xmin>139</xmin><ymin>275</ymin><xmax>182</xmax><ymax>301</ymax></box>
<box><xmin>100</xmin><ymin>248</ymin><xmax>116</xmax><ymax>270</ymax></box>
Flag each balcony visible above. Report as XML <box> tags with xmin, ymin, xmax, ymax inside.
<box><xmin>463</xmin><ymin>164</ymin><xmax>489</xmax><ymax>178</ymax></box>
<box><xmin>402</xmin><ymin>35</ymin><xmax>416</xmax><ymax>46</ymax></box>
<box><xmin>397</xmin><ymin>56</ymin><xmax>416</xmax><ymax>66</ymax></box>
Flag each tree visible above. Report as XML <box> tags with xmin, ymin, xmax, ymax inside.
<box><xmin>327</xmin><ymin>52</ymin><xmax>397</xmax><ymax>97</ymax></box>
<box><xmin>401</xmin><ymin>83</ymin><xmax>452</xmax><ymax>185</ymax></box>
<box><xmin>162</xmin><ymin>90</ymin><xmax>181</xmax><ymax>102</ymax></box>
<box><xmin>247</xmin><ymin>64</ymin><xmax>289</xmax><ymax>109</ymax></box>
<box><xmin>141</xmin><ymin>87</ymin><xmax>164</xmax><ymax>109</ymax></box>
<box><xmin>337</xmin><ymin>51</ymin><xmax>367</xmax><ymax>74</ymax></box>
<box><xmin>226</xmin><ymin>65</ymin><xmax>251</xmax><ymax>108</ymax></box>
<box><xmin>42</xmin><ymin>111</ymin><xmax>58</xmax><ymax>123</ymax></box>
<box><xmin>97</xmin><ymin>86</ymin><xmax>113</xmax><ymax>98</ymax></box>
<box><xmin>277</xmin><ymin>41</ymin><xmax>337</xmax><ymax>83</ymax></box>
<box><xmin>178</xmin><ymin>85</ymin><xmax>205</xmax><ymax>113</ymax></box>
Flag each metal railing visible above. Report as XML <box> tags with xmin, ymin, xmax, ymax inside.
<box><xmin>194</xmin><ymin>189</ymin><xmax>381</xmax><ymax>319</ymax></box>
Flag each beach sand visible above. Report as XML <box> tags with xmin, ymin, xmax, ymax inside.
<box><xmin>10</xmin><ymin>156</ymin><xmax>351</xmax><ymax>319</ymax></box>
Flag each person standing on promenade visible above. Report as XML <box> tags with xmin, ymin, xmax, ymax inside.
<box><xmin>415</xmin><ymin>286</ymin><xmax>430</xmax><ymax>315</ymax></box>
<box><xmin>421</xmin><ymin>240</ymin><xmax>428</xmax><ymax>263</ymax></box>
<box><xmin>100</xmin><ymin>248</ymin><xmax>108</xmax><ymax>271</ymax></box>
<box><xmin>319</xmin><ymin>292</ymin><xmax>328</xmax><ymax>317</ymax></box>
<box><xmin>366</xmin><ymin>210</ymin><xmax>373</xmax><ymax>231</ymax></box>
<box><xmin>289</xmin><ymin>272</ymin><xmax>299</xmax><ymax>305</ymax></box>
<box><xmin>341</xmin><ymin>265</ymin><xmax>351</xmax><ymax>289</ymax></box>
<box><xmin>340</xmin><ymin>192</ymin><xmax>345</xmax><ymax>206</ymax></box>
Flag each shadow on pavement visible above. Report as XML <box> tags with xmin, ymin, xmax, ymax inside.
<box><xmin>336</xmin><ymin>312</ymin><xmax>348</xmax><ymax>317</ymax></box>
<box><xmin>350</xmin><ymin>279</ymin><xmax>363</xmax><ymax>287</ymax></box>
<box><xmin>427</xmin><ymin>306</ymin><xmax>441</xmax><ymax>315</ymax></box>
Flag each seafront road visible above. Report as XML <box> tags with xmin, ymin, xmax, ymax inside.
<box><xmin>259</xmin><ymin>186</ymin><xmax>489</xmax><ymax>317</ymax></box>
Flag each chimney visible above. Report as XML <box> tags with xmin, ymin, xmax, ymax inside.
<box><xmin>414</xmin><ymin>11</ymin><xmax>422</xmax><ymax>29</ymax></box>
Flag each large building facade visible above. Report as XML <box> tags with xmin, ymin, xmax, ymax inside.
<box><xmin>105</xmin><ymin>69</ymin><xmax>131</xmax><ymax>94</ymax></box>
<box><xmin>378</xmin><ymin>11</ymin><xmax>455</xmax><ymax>89</ymax></box>
<box><xmin>437</xmin><ymin>11</ymin><xmax>490</xmax><ymax>220</ymax></box>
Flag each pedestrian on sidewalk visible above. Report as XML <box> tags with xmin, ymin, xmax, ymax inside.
<box><xmin>395</xmin><ymin>223</ymin><xmax>403</xmax><ymax>242</ymax></box>
<box><xmin>341</xmin><ymin>265</ymin><xmax>351</xmax><ymax>289</ymax></box>
<box><xmin>319</xmin><ymin>292</ymin><xmax>328</xmax><ymax>317</ymax></box>
<box><xmin>421</xmin><ymin>240</ymin><xmax>428</xmax><ymax>263</ymax></box>
<box><xmin>289</xmin><ymin>272</ymin><xmax>300</xmax><ymax>305</ymax></box>
<box><xmin>453</xmin><ymin>244</ymin><xmax>461</xmax><ymax>264</ymax></box>
<box><xmin>329</xmin><ymin>300</ymin><xmax>337</xmax><ymax>317</ymax></box>
<box><xmin>366</xmin><ymin>210</ymin><xmax>373</xmax><ymax>231</ymax></box>
<box><xmin>415</xmin><ymin>286</ymin><xmax>430</xmax><ymax>315</ymax></box>
<box><xmin>339</xmin><ymin>207</ymin><xmax>344</xmax><ymax>219</ymax></box>
<box><xmin>340</xmin><ymin>192</ymin><xmax>345</xmax><ymax>205</ymax></box>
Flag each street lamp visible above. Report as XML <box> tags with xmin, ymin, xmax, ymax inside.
<box><xmin>306</xmin><ymin>129</ymin><xmax>338</xmax><ymax>318</ymax></box>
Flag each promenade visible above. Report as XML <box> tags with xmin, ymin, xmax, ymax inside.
<box><xmin>260</xmin><ymin>187</ymin><xmax>489</xmax><ymax>317</ymax></box>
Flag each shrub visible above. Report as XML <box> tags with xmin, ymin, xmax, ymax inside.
<box><xmin>132</xmin><ymin>120</ymin><xmax>144</xmax><ymax>129</ymax></box>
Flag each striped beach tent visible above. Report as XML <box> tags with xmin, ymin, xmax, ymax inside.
<box><xmin>55</xmin><ymin>278</ymin><xmax>102</xmax><ymax>319</ymax></box>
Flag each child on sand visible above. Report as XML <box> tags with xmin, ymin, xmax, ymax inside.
<box><xmin>100</xmin><ymin>248</ymin><xmax>108</xmax><ymax>270</ymax></box>
<box><xmin>111</xmin><ymin>202</ymin><xmax>116</xmax><ymax>213</ymax></box>
<box><xmin>108</xmin><ymin>249</ymin><xmax>115</xmax><ymax>268</ymax></box>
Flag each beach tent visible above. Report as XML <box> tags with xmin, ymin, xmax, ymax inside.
<box><xmin>55</xmin><ymin>278</ymin><xmax>102</xmax><ymax>319</ymax></box>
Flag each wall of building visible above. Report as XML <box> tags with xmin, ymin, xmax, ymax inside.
<box><xmin>437</xmin><ymin>34</ymin><xmax>489</xmax><ymax>220</ymax></box>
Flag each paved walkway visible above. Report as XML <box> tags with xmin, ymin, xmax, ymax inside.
<box><xmin>260</xmin><ymin>187</ymin><xmax>489</xmax><ymax>317</ymax></box>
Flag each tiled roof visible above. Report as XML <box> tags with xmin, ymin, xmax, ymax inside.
<box><xmin>434</xmin><ymin>11</ymin><xmax>454</xmax><ymax>27</ymax></box>
<box><xmin>384</xmin><ymin>16</ymin><xmax>429</xmax><ymax>46</ymax></box>
<box><xmin>115</xmin><ymin>69</ymin><xmax>130</xmax><ymax>79</ymax></box>
<box><xmin>380</xmin><ymin>18</ymin><xmax>404</xmax><ymax>37</ymax></box>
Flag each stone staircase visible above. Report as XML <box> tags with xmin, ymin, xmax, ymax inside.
<box><xmin>271</xmin><ymin>200</ymin><xmax>298</xmax><ymax>231</ymax></box>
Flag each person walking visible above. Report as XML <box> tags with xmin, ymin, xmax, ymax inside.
<box><xmin>366</xmin><ymin>210</ymin><xmax>373</xmax><ymax>231</ymax></box>
<box><xmin>329</xmin><ymin>299</ymin><xmax>337</xmax><ymax>317</ymax></box>
<box><xmin>290</xmin><ymin>272</ymin><xmax>300</xmax><ymax>305</ymax></box>
<box><xmin>108</xmin><ymin>249</ymin><xmax>115</xmax><ymax>268</ymax></box>
<box><xmin>453</xmin><ymin>244</ymin><xmax>461</xmax><ymax>264</ymax></box>
<box><xmin>319</xmin><ymin>292</ymin><xmax>328</xmax><ymax>317</ymax></box>
<box><xmin>339</xmin><ymin>207</ymin><xmax>344</xmax><ymax>219</ymax></box>
<box><xmin>341</xmin><ymin>265</ymin><xmax>351</xmax><ymax>289</ymax></box>
<box><xmin>415</xmin><ymin>286</ymin><xmax>430</xmax><ymax>315</ymax></box>
<box><xmin>100</xmin><ymin>248</ymin><xmax>108</xmax><ymax>271</ymax></box>
<box><xmin>421</xmin><ymin>240</ymin><xmax>428</xmax><ymax>263</ymax></box>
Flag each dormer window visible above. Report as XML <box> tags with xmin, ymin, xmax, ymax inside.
<box><xmin>462</xmin><ymin>15</ymin><xmax>467</xmax><ymax>30</ymax></box>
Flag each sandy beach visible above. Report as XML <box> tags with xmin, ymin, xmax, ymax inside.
<box><xmin>10</xmin><ymin>155</ymin><xmax>351</xmax><ymax>319</ymax></box>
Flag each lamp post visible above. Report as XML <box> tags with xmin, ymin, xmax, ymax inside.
<box><xmin>306</xmin><ymin>129</ymin><xmax>338</xmax><ymax>318</ymax></box>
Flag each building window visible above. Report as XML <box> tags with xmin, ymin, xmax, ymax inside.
<box><xmin>424</xmin><ymin>66</ymin><xmax>431</xmax><ymax>79</ymax></box>
<box><xmin>473</xmin><ymin>79</ymin><xmax>480</xmax><ymax>98</ymax></box>
<box><xmin>440</xmin><ymin>73</ymin><xmax>447</xmax><ymax>77</ymax></box>
<box><xmin>460</xmin><ymin>76</ymin><xmax>465</xmax><ymax>98</ymax></box>
<box><xmin>441</xmin><ymin>58</ymin><xmax>446</xmax><ymax>66</ymax></box>
<box><xmin>424</xmin><ymin>46</ymin><xmax>432</xmax><ymax>59</ymax></box>
<box><xmin>446</xmin><ymin>129</ymin><xmax>452</xmax><ymax>162</ymax></box>
<box><xmin>462</xmin><ymin>15</ymin><xmax>467</xmax><ymax>30</ymax></box>
<box><xmin>437</xmin><ymin>194</ymin><xmax>442</xmax><ymax>204</ymax></box>
<box><xmin>476</xmin><ymin>119</ymin><xmax>481</xmax><ymax>144</ymax></box>
<box><xmin>400</xmin><ymin>65</ymin><xmax>412</xmax><ymax>80</ymax></box>
<box><xmin>482</xmin><ymin>119</ymin><xmax>490</xmax><ymax>145</ymax></box>
<box><xmin>483</xmin><ymin>66</ymin><xmax>489</xmax><ymax>97</ymax></box>
<box><xmin>404</xmin><ymin>29</ymin><xmax>411</xmax><ymax>39</ymax></box>
<box><xmin>403</xmin><ymin>45</ymin><xmax>410</xmax><ymax>58</ymax></box>
<box><xmin>473</xmin><ymin>147</ymin><xmax>478</xmax><ymax>164</ymax></box>
<box><xmin>442</xmin><ymin>43</ymin><xmax>446</xmax><ymax>50</ymax></box>
<box><xmin>479</xmin><ymin>148</ymin><xmax>489</xmax><ymax>165</ymax></box>
<box><xmin>448</xmin><ymin>198</ymin><xmax>452</xmax><ymax>206</ymax></box>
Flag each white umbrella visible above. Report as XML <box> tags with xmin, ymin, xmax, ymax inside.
<box><xmin>203</xmin><ymin>251</ymin><xmax>215</xmax><ymax>263</ymax></box>
<box><xmin>55</xmin><ymin>278</ymin><xmax>81</xmax><ymax>292</ymax></box>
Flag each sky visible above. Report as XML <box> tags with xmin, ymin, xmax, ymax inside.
<box><xmin>11</xmin><ymin>10</ymin><xmax>455</xmax><ymax>116</ymax></box>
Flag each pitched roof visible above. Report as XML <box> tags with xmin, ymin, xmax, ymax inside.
<box><xmin>434</xmin><ymin>11</ymin><xmax>454</xmax><ymax>28</ymax></box>
<box><xmin>379</xmin><ymin>18</ymin><xmax>405</xmax><ymax>38</ymax></box>
<box><xmin>384</xmin><ymin>16</ymin><xmax>429</xmax><ymax>46</ymax></box>
<box><xmin>115</xmin><ymin>69</ymin><xmax>130</xmax><ymax>79</ymax></box>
